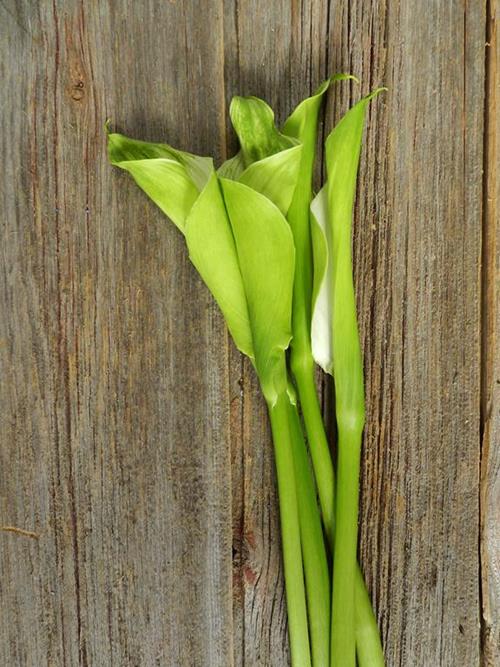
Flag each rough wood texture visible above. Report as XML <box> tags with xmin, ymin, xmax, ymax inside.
<box><xmin>481</xmin><ymin>1</ymin><xmax>500</xmax><ymax>664</ymax></box>
<box><xmin>0</xmin><ymin>1</ymin><xmax>496</xmax><ymax>666</ymax></box>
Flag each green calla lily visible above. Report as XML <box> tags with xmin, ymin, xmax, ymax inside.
<box><xmin>310</xmin><ymin>87</ymin><xmax>386</xmax><ymax>667</ymax></box>
<box><xmin>220</xmin><ymin>96</ymin><xmax>303</xmax><ymax>214</ymax></box>
<box><xmin>108</xmin><ymin>120</ymin><xmax>306</xmax><ymax>405</ymax></box>
<box><xmin>184</xmin><ymin>172</ymin><xmax>254</xmax><ymax>359</ymax></box>
<box><xmin>283</xmin><ymin>74</ymin><xmax>357</xmax><ymax>373</ymax></box>
<box><xmin>220</xmin><ymin>177</ymin><xmax>295</xmax><ymax>404</ymax></box>
<box><xmin>108</xmin><ymin>132</ymin><xmax>212</xmax><ymax>231</ymax></box>
<box><xmin>108</xmin><ymin>131</ymin><xmax>255</xmax><ymax>359</ymax></box>
<box><xmin>108</xmin><ymin>125</ymin><xmax>299</xmax><ymax>403</ymax></box>
<box><xmin>310</xmin><ymin>88</ymin><xmax>386</xmax><ymax>378</ymax></box>
<box><xmin>221</xmin><ymin>80</ymin><xmax>386</xmax><ymax>667</ymax></box>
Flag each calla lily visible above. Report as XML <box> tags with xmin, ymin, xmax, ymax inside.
<box><xmin>108</xmin><ymin>132</ymin><xmax>212</xmax><ymax>231</ymax></box>
<box><xmin>233</xmin><ymin>81</ymin><xmax>338</xmax><ymax>667</ymax></box>
<box><xmin>220</xmin><ymin>96</ymin><xmax>302</xmax><ymax>215</ymax></box>
<box><xmin>109</xmin><ymin>123</ymin><xmax>310</xmax><ymax>666</ymax></box>
<box><xmin>282</xmin><ymin>76</ymin><xmax>345</xmax><ymax>539</ymax></box>
<box><xmin>310</xmin><ymin>88</ymin><xmax>387</xmax><ymax>376</ymax></box>
<box><xmin>108</xmin><ymin>128</ymin><xmax>300</xmax><ymax>406</ymax></box>
<box><xmin>285</xmin><ymin>76</ymin><xmax>385</xmax><ymax>667</ymax></box>
<box><xmin>227</xmin><ymin>79</ymin><xmax>386</xmax><ymax>667</ymax></box>
<box><xmin>184</xmin><ymin>172</ymin><xmax>255</xmax><ymax>358</ymax></box>
<box><xmin>108</xmin><ymin>133</ymin><xmax>255</xmax><ymax>359</ymax></box>
<box><xmin>310</xmin><ymin>87</ymin><xmax>386</xmax><ymax>667</ymax></box>
<box><xmin>310</xmin><ymin>180</ymin><xmax>387</xmax><ymax>664</ymax></box>
<box><xmin>220</xmin><ymin>178</ymin><xmax>295</xmax><ymax>402</ymax></box>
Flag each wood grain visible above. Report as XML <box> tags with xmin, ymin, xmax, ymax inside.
<box><xmin>481</xmin><ymin>0</ymin><xmax>500</xmax><ymax>664</ymax></box>
<box><xmin>0</xmin><ymin>1</ymin><xmax>495</xmax><ymax>666</ymax></box>
<box><xmin>1</xmin><ymin>2</ymin><xmax>232</xmax><ymax>665</ymax></box>
<box><xmin>330</xmin><ymin>2</ymin><xmax>486</xmax><ymax>665</ymax></box>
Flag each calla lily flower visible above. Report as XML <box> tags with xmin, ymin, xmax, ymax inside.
<box><xmin>310</xmin><ymin>86</ymin><xmax>387</xmax><ymax>667</ymax></box>
<box><xmin>108</xmin><ymin>113</ymin><xmax>309</xmax><ymax>664</ymax></box>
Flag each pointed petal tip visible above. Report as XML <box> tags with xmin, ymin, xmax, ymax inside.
<box><xmin>106</xmin><ymin>130</ymin><xmax>135</xmax><ymax>165</ymax></box>
<box><xmin>366</xmin><ymin>86</ymin><xmax>388</xmax><ymax>101</ymax></box>
<box><xmin>330</xmin><ymin>73</ymin><xmax>360</xmax><ymax>85</ymax></box>
<box><xmin>324</xmin><ymin>84</ymin><xmax>387</xmax><ymax>151</ymax></box>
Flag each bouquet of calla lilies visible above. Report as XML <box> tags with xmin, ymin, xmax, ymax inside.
<box><xmin>108</xmin><ymin>75</ymin><xmax>386</xmax><ymax>667</ymax></box>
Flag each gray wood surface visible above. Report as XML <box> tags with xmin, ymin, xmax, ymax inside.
<box><xmin>0</xmin><ymin>1</ymin><xmax>496</xmax><ymax>665</ymax></box>
<box><xmin>482</xmin><ymin>1</ymin><xmax>500</xmax><ymax>663</ymax></box>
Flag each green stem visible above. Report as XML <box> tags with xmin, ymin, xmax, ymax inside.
<box><xmin>354</xmin><ymin>575</ymin><xmax>386</xmax><ymax>666</ymax></box>
<box><xmin>291</xmin><ymin>356</ymin><xmax>385</xmax><ymax>666</ymax></box>
<box><xmin>287</xmin><ymin>396</ymin><xmax>330</xmax><ymax>667</ymax></box>
<box><xmin>290</xmin><ymin>356</ymin><xmax>334</xmax><ymax>546</ymax></box>
<box><xmin>267</xmin><ymin>391</ymin><xmax>311</xmax><ymax>667</ymax></box>
<box><xmin>331</xmin><ymin>427</ymin><xmax>362</xmax><ymax>667</ymax></box>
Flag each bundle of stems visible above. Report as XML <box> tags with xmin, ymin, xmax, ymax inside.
<box><xmin>108</xmin><ymin>75</ymin><xmax>386</xmax><ymax>667</ymax></box>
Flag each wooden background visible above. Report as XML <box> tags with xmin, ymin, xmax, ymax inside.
<box><xmin>0</xmin><ymin>1</ymin><xmax>498</xmax><ymax>665</ymax></box>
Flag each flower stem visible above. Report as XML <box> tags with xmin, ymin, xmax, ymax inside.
<box><xmin>267</xmin><ymin>391</ymin><xmax>311</xmax><ymax>667</ymax></box>
<box><xmin>354</xmin><ymin>574</ymin><xmax>386</xmax><ymax>666</ymax></box>
<box><xmin>290</xmin><ymin>356</ymin><xmax>334</xmax><ymax>545</ymax></box>
<box><xmin>287</xmin><ymin>396</ymin><xmax>330</xmax><ymax>667</ymax></box>
<box><xmin>291</xmin><ymin>356</ymin><xmax>385</xmax><ymax>666</ymax></box>
<box><xmin>330</xmin><ymin>427</ymin><xmax>362</xmax><ymax>667</ymax></box>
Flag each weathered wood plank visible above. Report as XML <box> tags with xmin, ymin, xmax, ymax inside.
<box><xmin>481</xmin><ymin>1</ymin><xmax>500</xmax><ymax>663</ymax></box>
<box><xmin>1</xmin><ymin>2</ymin><xmax>233</xmax><ymax>666</ymax></box>
<box><xmin>327</xmin><ymin>1</ymin><xmax>485</xmax><ymax>665</ymax></box>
